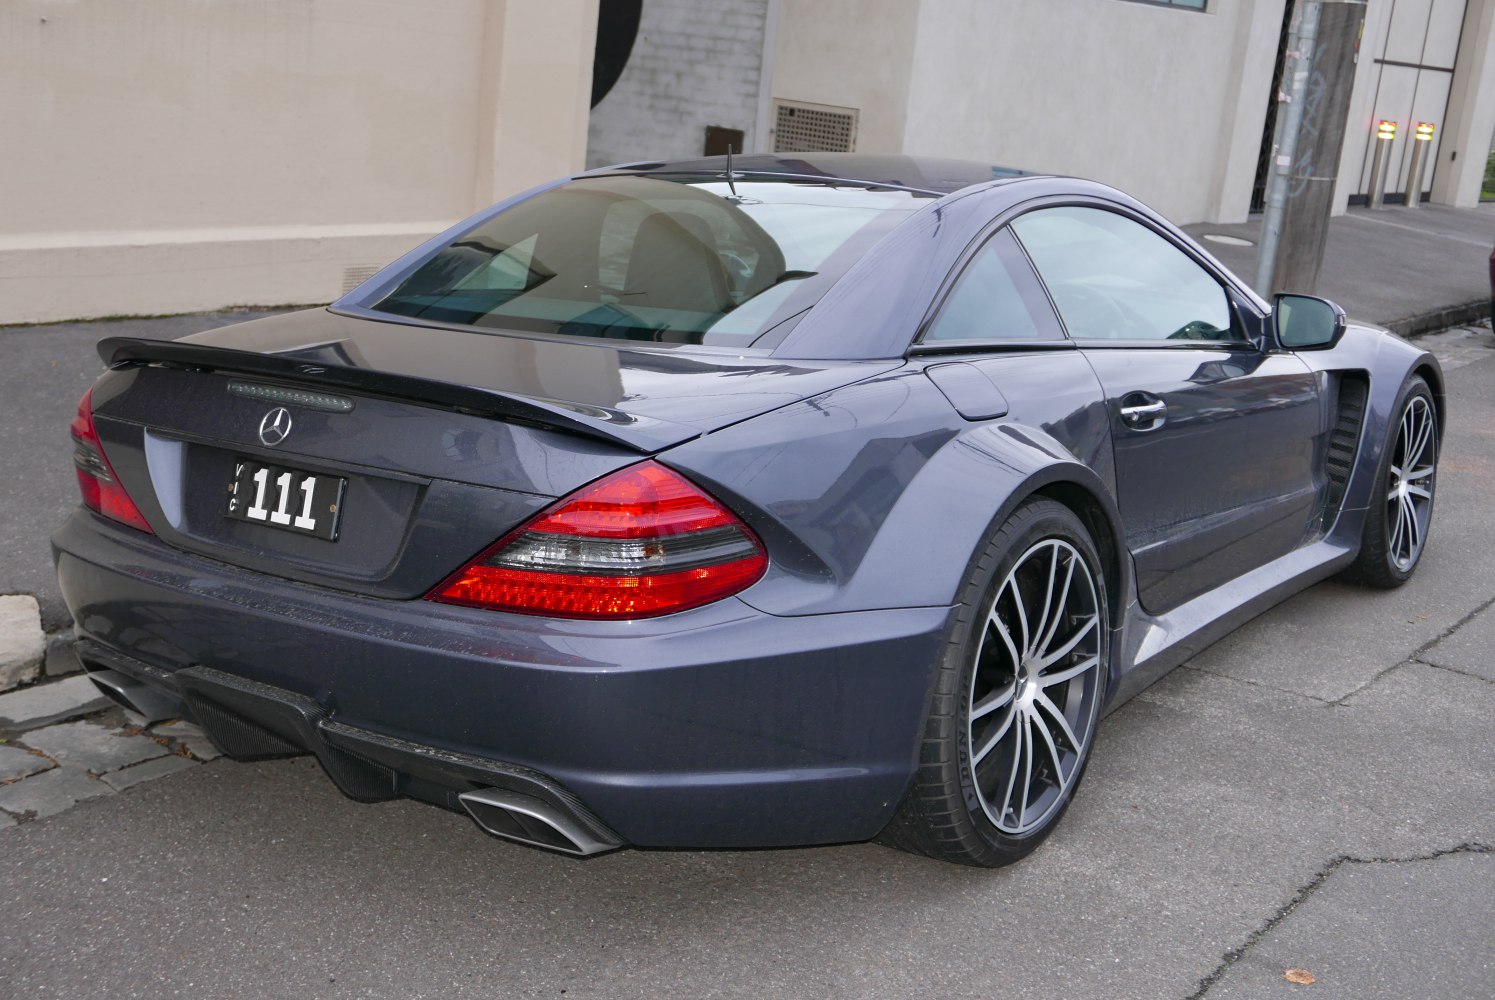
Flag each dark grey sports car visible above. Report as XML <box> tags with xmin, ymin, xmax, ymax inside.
<box><xmin>53</xmin><ymin>153</ymin><xmax>1442</xmax><ymax>867</ymax></box>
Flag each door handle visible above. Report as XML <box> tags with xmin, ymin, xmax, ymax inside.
<box><xmin>1119</xmin><ymin>396</ymin><xmax>1167</xmax><ymax>430</ymax></box>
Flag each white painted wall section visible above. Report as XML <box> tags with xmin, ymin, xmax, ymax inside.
<box><xmin>586</xmin><ymin>0</ymin><xmax>771</xmax><ymax>167</ymax></box>
<box><xmin>770</xmin><ymin>0</ymin><xmax>920</xmax><ymax>156</ymax></box>
<box><xmin>898</xmin><ymin>0</ymin><xmax>1271</xmax><ymax>225</ymax></box>
<box><xmin>1432</xmin><ymin>0</ymin><xmax>1495</xmax><ymax>206</ymax></box>
<box><xmin>0</xmin><ymin>0</ymin><xmax>597</xmax><ymax>324</ymax></box>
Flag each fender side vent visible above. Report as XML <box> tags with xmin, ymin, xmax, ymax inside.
<box><xmin>1325</xmin><ymin>373</ymin><xmax>1368</xmax><ymax>520</ymax></box>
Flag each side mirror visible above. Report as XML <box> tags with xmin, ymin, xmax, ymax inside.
<box><xmin>1273</xmin><ymin>293</ymin><xmax>1346</xmax><ymax>350</ymax></box>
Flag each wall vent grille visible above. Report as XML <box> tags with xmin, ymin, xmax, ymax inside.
<box><xmin>341</xmin><ymin>265</ymin><xmax>382</xmax><ymax>296</ymax></box>
<box><xmin>772</xmin><ymin>100</ymin><xmax>858</xmax><ymax>154</ymax></box>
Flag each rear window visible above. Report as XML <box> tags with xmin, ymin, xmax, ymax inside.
<box><xmin>369</xmin><ymin>174</ymin><xmax>932</xmax><ymax>348</ymax></box>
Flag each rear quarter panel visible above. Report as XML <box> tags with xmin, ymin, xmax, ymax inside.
<box><xmin>662</xmin><ymin>351</ymin><xmax>1120</xmax><ymax>619</ymax></box>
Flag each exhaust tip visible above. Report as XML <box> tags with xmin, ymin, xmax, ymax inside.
<box><xmin>458</xmin><ymin>788</ymin><xmax>620</xmax><ymax>857</ymax></box>
<box><xmin>86</xmin><ymin>668</ymin><xmax>184</xmax><ymax>724</ymax></box>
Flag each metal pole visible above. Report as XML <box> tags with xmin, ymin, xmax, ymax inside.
<box><xmin>1403</xmin><ymin>123</ymin><xmax>1434</xmax><ymax>208</ymax></box>
<box><xmin>1367</xmin><ymin>122</ymin><xmax>1395</xmax><ymax>209</ymax></box>
<box><xmin>1256</xmin><ymin>0</ymin><xmax>1366</xmax><ymax>298</ymax></box>
<box><xmin>1256</xmin><ymin>0</ymin><xmax>1321</xmax><ymax>295</ymax></box>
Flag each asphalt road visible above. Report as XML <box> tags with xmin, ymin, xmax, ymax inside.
<box><xmin>1</xmin><ymin>318</ymin><xmax>1492</xmax><ymax>998</ymax></box>
<box><xmin>0</xmin><ymin>310</ymin><xmax>289</xmax><ymax>631</ymax></box>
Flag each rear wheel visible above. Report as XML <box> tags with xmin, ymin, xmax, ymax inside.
<box><xmin>881</xmin><ymin>499</ymin><xmax>1107</xmax><ymax>867</ymax></box>
<box><xmin>1341</xmin><ymin>376</ymin><xmax>1437</xmax><ymax>588</ymax></box>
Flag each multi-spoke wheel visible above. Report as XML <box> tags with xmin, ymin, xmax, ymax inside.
<box><xmin>881</xmin><ymin>499</ymin><xmax>1108</xmax><ymax>867</ymax></box>
<box><xmin>1342</xmin><ymin>375</ymin><xmax>1438</xmax><ymax>588</ymax></box>
<box><xmin>968</xmin><ymin>538</ymin><xmax>1102</xmax><ymax>837</ymax></box>
<box><xmin>1385</xmin><ymin>394</ymin><xmax>1435</xmax><ymax>572</ymax></box>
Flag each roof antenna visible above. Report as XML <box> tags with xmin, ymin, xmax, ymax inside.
<box><xmin>725</xmin><ymin>144</ymin><xmax>740</xmax><ymax>200</ymax></box>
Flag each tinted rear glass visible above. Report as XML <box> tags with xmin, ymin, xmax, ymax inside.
<box><xmin>370</xmin><ymin>175</ymin><xmax>933</xmax><ymax>348</ymax></box>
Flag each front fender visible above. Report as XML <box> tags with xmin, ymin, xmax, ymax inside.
<box><xmin>1294</xmin><ymin>324</ymin><xmax>1443</xmax><ymax>541</ymax></box>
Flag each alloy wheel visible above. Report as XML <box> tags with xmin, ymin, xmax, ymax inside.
<box><xmin>1387</xmin><ymin>395</ymin><xmax>1436</xmax><ymax>572</ymax></box>
<box><xmin>967</xmin><ymin>538</ymin><xmax>1103</xmax><ymax>836</ymax></box>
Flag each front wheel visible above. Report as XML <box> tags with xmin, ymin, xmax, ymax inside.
<box><xmin>881</xmin><ymin>499</ymin><xmax>1108</xmax><ymax>867</ymax></box>
<box><xmin>1341</xmin><ymin>375</ymin><xmax>1438</xmax><ymax>588</ymax></box>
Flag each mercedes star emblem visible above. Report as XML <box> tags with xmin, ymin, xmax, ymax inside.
<box><xmin>258</xmin><ymin>407</ymin><xmax>293</xmax><ymax>447</ymax></box>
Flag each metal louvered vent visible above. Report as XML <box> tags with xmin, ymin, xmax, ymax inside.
<box><xmin>1323</xmin><ymin>373</ymin><xmax>1368</xmax><ymax>525</ymax></box>
<box><xmin>341</xmin><ymin>265</ymin><xmax>382</xmax><ymax>295</ymax></box>
<box><xmin>772</xmin><ymin>100</ymin><xmax>858</xmax><ymax>154</ymax></box>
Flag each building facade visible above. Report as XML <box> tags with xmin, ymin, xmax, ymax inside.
<box><xmin>3</xmin><ymin>0</ymin><xmax>1492</xmax><ymax>324</ymax></box>
<box><xmin>1</xmin><ymin>0</ymin><xmax>598</xmax><ymax>324</ymax></box>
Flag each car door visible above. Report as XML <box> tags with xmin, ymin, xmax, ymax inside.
<box><xmin>1011</xmin><ymin>204</ymin><xmax>1323</xmax><ymax>613</ymax></box>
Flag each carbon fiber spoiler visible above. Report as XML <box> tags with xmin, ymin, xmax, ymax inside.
<box><xmin>97</xmin><ymin>337</ymin><xmax>696</xmax><ymax>454</ymax></box>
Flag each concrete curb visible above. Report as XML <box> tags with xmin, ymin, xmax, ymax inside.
<box><xmin>0</xmin><ymin>595</ymin><xmax>46</xmax><ymax>692</ymax></box>
<box><xmin>1388</xmin><ymin>300</ymin><xmax>1492</xmax><ymax>339</ymax></box>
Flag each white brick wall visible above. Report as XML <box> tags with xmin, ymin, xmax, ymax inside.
<box><xmin>586</xmin><ymin>0</ymin><xmax>771</xmax><ymax>168</ymax></box>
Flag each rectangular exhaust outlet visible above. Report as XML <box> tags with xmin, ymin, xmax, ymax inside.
<box><xmin>458</xmin><ymin>788</ymin><xmax>621</xmax><ymax>856</ymax></box>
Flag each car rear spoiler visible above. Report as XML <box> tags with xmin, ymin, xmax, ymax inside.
<box><xmin>97</xmin><ymin>337</ymin><xmax>697</xmax><ymax>454</ymax></box>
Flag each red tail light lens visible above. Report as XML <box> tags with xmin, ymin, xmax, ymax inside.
<box><xmin>70</xmin><ymin>386</ymin><xmax>153</xmax><ymax>533</ymax></box>
<box><xmin>428</xmin><ymin>461</ymin><xmax>766</xmax><ymax>619</ymax></box>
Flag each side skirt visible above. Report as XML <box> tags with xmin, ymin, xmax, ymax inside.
<box><xmin>1102</xmin><ymin>537</ymin><xmax>1358</xmax><ymax>713</ymax></box>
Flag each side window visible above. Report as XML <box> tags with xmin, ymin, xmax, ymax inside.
<box><xmin>1011</xmin><ymin>206</ymin><xmax>1239</xmax><ymax>343</ymax></box>
<box><xmin>923</xmin><ymin>229</ymin><xmax>1064</xmax><ymax>342</ymax></box>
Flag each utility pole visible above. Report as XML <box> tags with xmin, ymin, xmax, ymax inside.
<box><xmin>1255</xmin><ymin>0</ymin><xmax>1367</xmax><ymax>298</ymax></box>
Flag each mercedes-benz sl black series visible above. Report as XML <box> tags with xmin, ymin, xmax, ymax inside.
<box><xmin>54</xmin><ymin>154</ymin><xmax>1441</xmax><ymax>866</ymax></box>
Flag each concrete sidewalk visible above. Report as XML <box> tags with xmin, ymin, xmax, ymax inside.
<box><xmin>1184</xmin><ymin>201</ymin><xmax>1495</xmax><ymax>336</ymax></box>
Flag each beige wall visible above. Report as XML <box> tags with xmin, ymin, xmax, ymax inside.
<box><xmin>771</xmin><ymin>0</ymin><xmax>1288</xmax><ymax>225</ymax></box>
<box><xmin>771</xmin><ymin>0</ymin><xmax>921</xmax><ymax>156</ymax></box>
<box><xmin>898</xmin><ymin>0</ymin><xmax>1285</xmax><ymax>225</ymax></box>
<box><xmin>1431</xmin><ymin>0</ymin><xmax>1495</xmax><ymax>206</ymax></box>
<box><xmin>0</xmin><ymin>0</ymin><xmax>596</xmax><ymax>324</ymax></box>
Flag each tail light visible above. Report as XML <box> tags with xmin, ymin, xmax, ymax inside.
<box><xmin>428</xmin><ymin>461</ymin><xmax>766</xmax><ymax>619</ymax></box>
<box><xmin>70</xmin><ymin>386</ymin><xmax>153</xmax><ymax>533</ymax></box>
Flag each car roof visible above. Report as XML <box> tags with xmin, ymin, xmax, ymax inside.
<box><xmin>580</xmin><ymin>152</ymin><xmax>1035</xmax><ymax>196</ymax></box>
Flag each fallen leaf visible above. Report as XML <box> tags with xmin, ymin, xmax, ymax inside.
<box><xmin>1284</xmin><ymin>968</ymin><xmax>1316</xmax><ymax>985</ymax></box>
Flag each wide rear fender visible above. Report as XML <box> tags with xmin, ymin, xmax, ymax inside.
<box><xmin>663</xmin><ymin>366</ymin><xmax>1130</xmax><ymax>619</ymax></box>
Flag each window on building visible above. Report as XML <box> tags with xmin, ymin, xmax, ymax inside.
<box><xmin>1122</xmin><ymin>0</ymin><xmax>1207</xmax><ymax>10</ymax></box>
<box><xmin>1482</xmin><ymin>121</ymin><xmax>1495</xmax><ymax>202</ymax></box>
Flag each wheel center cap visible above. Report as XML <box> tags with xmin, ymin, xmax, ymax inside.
<box><xmin>1016</xmin><ymin>662</ymin><xmax>1041</xmax><ymax>706</ymax></box>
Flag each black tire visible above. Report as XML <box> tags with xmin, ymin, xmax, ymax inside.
<box><xmin>1339</xmin><ymin>375</ymin><xmax>1438</xmax><ymax>589</ymax></box>
<box><xmin>880</xmin><ymin>498</ymin><xmax>1108</xmax><ymax>867</ymax></box>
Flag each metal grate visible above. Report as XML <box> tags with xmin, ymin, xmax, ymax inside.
<box><xmin>772</xmin><ymin>100</ymin><xmax>858</xmax><ymax>154</ymax></box>
<box><xmin>341</xmin><ymin>265</ymin><xmax>382</xmax><ymax>296</ymax></box>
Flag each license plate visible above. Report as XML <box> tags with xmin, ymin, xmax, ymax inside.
<box><xmin>226</xmin><ymin>458</ymin><xmax>346</xmax><ymax>541</ymax></box>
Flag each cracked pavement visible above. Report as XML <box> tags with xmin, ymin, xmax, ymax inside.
<box><xmin>0</xmin><ymin>320</ymin><xmax>1491</xmax><ymax>998</ymax></box>
<box><xmin>1198</xmin><ymin>845</ymin><xmax>1494</xmax><ymax>999</ymax></box>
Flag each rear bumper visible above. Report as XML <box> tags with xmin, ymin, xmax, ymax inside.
<box><xmin>53</xmin><ymin>510</ymin><xmax>951</xmax><ymax>849</ymax></box>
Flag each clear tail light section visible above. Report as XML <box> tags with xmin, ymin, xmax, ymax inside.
<box><xmin>428</xmin><ymin>461</ymin><xmax>766</xmax><ymax>619</ymax></box>
<box><xmin>70</xmin><ymin>386</ymin><xmax>153</xmax><ymax>533</ymax></box>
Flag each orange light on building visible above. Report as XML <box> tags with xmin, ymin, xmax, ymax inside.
<box><xmin>1376</xmin><ymin>120</ymin><xmax>1399</xmax><ymax>140</ymax></box>
<box><xmin>1414</xmin><ymin>122</ymin><xmax>1435</xmax><ymax>141</ymax></box>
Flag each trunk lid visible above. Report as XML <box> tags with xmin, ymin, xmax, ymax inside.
<box><xmin>89</xmin><ymin>309</ymin><xmax>892</xmax><ymax>598</ymax></box>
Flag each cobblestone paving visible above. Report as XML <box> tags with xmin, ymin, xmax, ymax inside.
<box><xmin>0</xmin><ymin>639</ymin><xmax>221</xmax><ymax>827</ymax></box>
